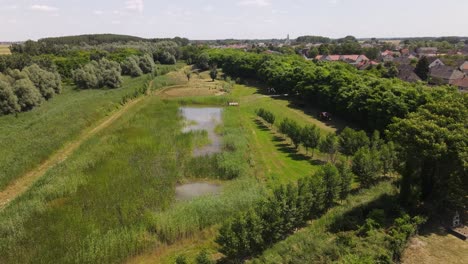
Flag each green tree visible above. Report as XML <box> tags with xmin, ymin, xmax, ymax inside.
<box><xmin>352</xmin><ymin>147</ymin><xmax>382</xmax><ymax>187</ymax></box>
<box><xmin>196</xmin><ymin>53</ymin><xmax>210</xmax><ymax>70</ymax></box>
<box><xmin>12</xmin><ymin>76</ymin><xmax>43</xmax><ymax>111</ymax></box>
<box><xmin>121</xmin><ymin>55</ymin><xmax>143</xmax><ymax>77</ymax></box>
<box><xmin>139</xmin><ymin>53</ymin><xmax>155</xmax><ymax>74</ymax></box>
<box><xmin>175</xmin><ymin>255</ymin><xmax>188</xmax><ymax>264</ymax></box>
<box><xmin>209</xmin><ymin>67</ymin><xmax>218</xmax><ymax>81</ymax></box>
<box><xmin>24</xmin><ymin>64</ymin><xmax>61</xmax><ymax>100</ymax></box>
<box><xmin>336</xmin><ymin>159</ymin><xmax>353</xmax><ymax>201</ymax></box>
<box><xmin>301</xmin><ymin>124</ymin><xmax>321</xmax><ymax>156</ymax></box>
<box><xmin>0</xmin><ymin>79</ymin><xmax>20</xmax><ymax>115</ymax></box>
<box><xmin>195</xmin><ymin>250</ymin><xmax>213</xmax><ymax>264</ymax></box>
<box><xmin>339</xmin><ymin>127</ymin><xmax>370</xmax><ymax>156</ymax></box>
<box><xmin>380</xmin><ymin>142</ymin><xmax>397</xmax><ymax>176</ymax></box>
<box><xmin>320</xmin><ymin>133</ymin><xmax>339</xmax><ymax>162</ymax></box>
<box><xmin>415</xmin><ymin>56</ymin><xmax>429</xmax><ymax>80</ymax></box>
<box><xmin>319</xmin><ymin>163</ymin><xmax>340</xmax><ymax>208</ymax></box>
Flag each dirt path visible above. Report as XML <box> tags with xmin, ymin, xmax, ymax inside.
<box><xmin>0</xmin><ymin>86</ymin><xmax>151</xmax><ymax>210</ymax></box>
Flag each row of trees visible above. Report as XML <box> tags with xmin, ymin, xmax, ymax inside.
<box><xmin>216</xmin><ymin>162</ymin><xmax>352</xmax><ymax>261</ymax></box>
<box><xmin>256</xmin><ymin>110</ymin><xmax>398</xmax><ymax>187</ymax></box>
<box><xmin>207</xmin><ymin>48</ymin><xmax>466</xmax><ymax>211</ymax></box>
<box><xmin>0</xmin><ymin>65</ymin><xmax>61</xmax><ymax>115</ymax></box>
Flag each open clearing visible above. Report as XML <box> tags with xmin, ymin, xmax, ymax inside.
<box><xmin>0</xmin><ymin>45</ymin><xmax>11</xmax><ymax>55</ymax></box>
<box><xmin>402</xmin><ymin>227</ymin><xmax>468</xmax><ymax>264</ymax></box>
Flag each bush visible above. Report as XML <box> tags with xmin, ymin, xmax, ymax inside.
<box><xmin>73</xmin><ymin>58</ymin><xmax>122</xmax><ymax>89</ymax></box>
<box><xmin>24</xmin><ymin>64</ymin><xmax>62</xmax><ymax>99</ymax></box>
<box><xmin>121</xmin><ymin>55</ymin><xmax>143</xmax><ymax>77</ymax></box>
<box><xmin>139</xmin><ymin>53</ymin><xmax>155</xmax><ymax>74</ymax></box>
<box><xmin>13</xmin><ymin>77</ymin><xmax>43</xmax><ymax>111</ymax></box>
<box><xmin>0</xmin><ymin>79</ymin><xmax>20</xmax><ymax>115</ymax></box>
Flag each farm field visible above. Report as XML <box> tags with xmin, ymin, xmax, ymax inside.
<box><xmin>0</xmin><ymin>45</ymin><xmax>11</xmax><ymax>55</ymax></box>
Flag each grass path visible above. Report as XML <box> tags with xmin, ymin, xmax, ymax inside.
<box><xmin>0</xmin><ymin>83</ymin><xmax>152</xmax><ymax>209</ymax></box>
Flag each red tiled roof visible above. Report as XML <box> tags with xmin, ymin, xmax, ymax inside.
<box><xmin>328</xmin><ymin>55</ymin><xmax>341</xmax><ymax>61</ymax></box>
<box><xmin>450</xmin><ymin>77</ymin><xmax>468</xmax><ymax>88</ymax></box>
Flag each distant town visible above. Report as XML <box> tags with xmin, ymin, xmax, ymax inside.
<box><xmin>200</xmin><ymin>36</ymin><xmax>468</xmax><ymax>92</ymax></box>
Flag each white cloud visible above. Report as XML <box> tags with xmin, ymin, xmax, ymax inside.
<box><xmin>238</xmin><ymin>0</ymin><xmax>271</xmax><ymax>7</ymax></box>
<box><xmin>93</xmin><ymin>10</ymin><xmax>104</xmax><ymax>15</ymax></box>
<box><xmin>30</xmin><ymin>5</ymin><xmax>59</xmax><ymax>12</ymax></box>
<box><xmin>111</xmin><ymin>20</ymin><xmax>121</xmax><ymax>25</ymax></box>
<box><xmin>202</xmin><ymin>5</ymin><xmax>214</xmax><ymax>12</ymax></box>
<box><xmin>125</xmin><ymin>0</ymin><xmax>144</xmax><ymax>13</ymax></box>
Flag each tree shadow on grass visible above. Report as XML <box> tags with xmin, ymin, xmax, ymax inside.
<box><xmin>253</xmin><ymin>118</ymin><xmax>270</xmax><ymax>132</ymax></box>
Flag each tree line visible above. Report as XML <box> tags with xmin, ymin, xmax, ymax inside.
<box><xmin>201</xmin><ymin>49</ymin><xmax>466</xmax><ymax>211</ymax></box>
<box><xmin>215</xmin><ymin>162</ymin><xmax>351</xmax><ymax>261</ymax></box>
<box><xmin>256</xmin><ymin>109</ymin><xmax>397</xmax><ymax>187</ymax></box>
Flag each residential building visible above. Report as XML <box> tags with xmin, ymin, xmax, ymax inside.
<box><xmin>429</xmin><ymin>65</ymin><xmax>465</xmax><ymax>84</ymax></box>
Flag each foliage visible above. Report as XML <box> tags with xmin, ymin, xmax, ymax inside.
<box><xmin>256</xmin><ymin>108</ymin><xmax>276</xmax><ymax>126</ymax></box>
<box><xmin>320</xmin><ymin>133</ymin><xmax>339</xmax><ymax>162</ymax></box>
<box><xmin>121</xmin><ymin>55</ymin><xmax>143</xmax><ymax>77</ymax></box>
<box><xmin>415</xmin><ymin>56</ymin><xmax>429</xmax><ymax>81</ymax></box>
<box><xmin>138</xmin><ymin>53</ymin><xmax>155</xmax><ymax>74</ymax></box>
<box><xmin>352</xmin><ymin>147</ymin><xmax>383</xmax><ymax>187</ymax></box>
<box><xmin>301</xmin><ymin>124</ymin><xmax>321</xmax><ymax>156</ymax></box>
<box><xmin>0</xmin><ymin>78</ymin><xmax>20</xmax><ymax>115</ymax></box>
<box><xmin>279</xmin><ymin>118</ymin><xmax>302</xmax><ymax>149</ymax></box>
<box><xmin>339</xmin><ymin>127</ymin><xmax>370</xmax><ymax>156</ymax></box>
<box><xmin>73</xmin><ymin>58</ymin><xmax>122</xmax><ymax>89</ymax></box>
<box><xmin>209</xmin><ymin>67</ymin><xmax>218</xmax><ymax>81</ymax></box>
<box><xmin>195</xmin><ymin>250</ymin><xmax>214</xmax><ymax>264</ymax></box>
<box><xmin>388</xmin><ymin>93</ymin><xmax>467</xmax><ymax>210</ymax></box>
<box><xmin>24</xmin><ymin>64</ymin><xmax>62</xmax><ymax>98</ymax></box>
<box><xmin>216</xmin><ymin>164</ymin><xmax>347</xmax><ymax>261</ymax></box>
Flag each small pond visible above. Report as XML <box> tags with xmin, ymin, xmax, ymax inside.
<box><xmin>175</xmin><ymin>183</ymin><xmax>222</xmax><ymax>201</ymax></box>
<box><xmin>180</xmin><ymin>107</ymin><xmax>223</xmax><ymax>157</ymax></box>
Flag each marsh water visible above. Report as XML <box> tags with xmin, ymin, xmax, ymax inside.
<box><xmin>175</xmin><ymin>183</ymin><xmax>221</xmax><ymax>201</ymax></box>
<box><xmin>180</xmin><ymin>107</ymin><xmax>223</xmax><ymax>157</ymax></box>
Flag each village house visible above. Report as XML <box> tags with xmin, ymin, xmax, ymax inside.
<box><xmin>428</xmin><ymin>58</ymin><xmax>445</xmax><ymax>68</ymax></box>
<box><xmin>429</xmin><ymin>65</ymin><xmax>465</xmax><ymax>85</ymax></box>
<box><xmin>315</xmin><ymin>54</ymin><xmax>370</xmax><ymax>66</ymax></box>
<box><xmin>417</xmin><ymin>47</ymin><xmax>438</xmax><ymax>57</ymax></box>
<box><xmin>459</xmin><ymin>61</ymin><xmax>468</xmax><ymax>74</ymax></box>
<box><xmin>451</xmin><ymin>77</ymin><xmax>468</xmax><ymax>92</ymax></box>
<box><xmin>398</xmin><ymin>64</ymin><xmax>422</xmax><ymax>83</ymax></box>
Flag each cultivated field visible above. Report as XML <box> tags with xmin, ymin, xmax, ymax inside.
<box><xmin>0</xmin><ymin>45</ymin><xmax>11</xmax><ymax>55</ymax></box>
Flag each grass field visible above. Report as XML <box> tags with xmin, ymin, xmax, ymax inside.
<box><xmin>0</xmin><ymin>67</ymin><xmax>183</xmax><ymax>192</ymax></box>
<box><xmin>0</xmin><ymin>67</ymin><xmax>365</xmax><ymax>264</ymax></box>
<box><xmin>402</xmin><ymin>226</ymin><xmax>468</xmax><ymax>264</ymax></box>
<box><xmin>0</xmin><ymin>45</ymin><xmax>11</xmax><ymax>55</ymax></box>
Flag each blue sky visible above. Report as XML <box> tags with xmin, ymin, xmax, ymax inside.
<box><xmin>1</xmin><ymin>0</ymin><xmax>468</xmax><ymax>41</ymax></box>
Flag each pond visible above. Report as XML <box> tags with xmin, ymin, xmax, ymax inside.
<box><xmin>175</xmin><ymin>183</ymin><xmax>222</xmax><ymax>201</ymax></box>
<box><xmin>180</xmin><ymin>107</ymin><xmax>223</xmax><ymax>157</ymax></box>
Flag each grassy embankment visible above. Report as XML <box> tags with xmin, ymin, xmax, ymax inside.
<box><xmin>0</xmin><ymin>45</ymin><xmax>11</xmax><ymax>55</ymax></box>
<box><xmin>0</xmin><ymin>64</ymin><xmax>181</xmax><ymax>191</ymax></box>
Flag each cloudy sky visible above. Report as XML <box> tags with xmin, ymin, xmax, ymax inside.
<box><xmin>1</xmin><ymin>0</ymin><xmax>467</xmax><ymax>41</ymax></box>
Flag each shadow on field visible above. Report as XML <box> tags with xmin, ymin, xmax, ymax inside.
<box><xmin>327</xmin><ymin>193</ymin><xmax>399</xmax><ymax>233</ymax></box>
<box><xmin>248</xmin><ymin>83</ymin><xmax>358</xmax><ymax>133</ymax></box>
<box><xmin>254</xmin><ymin>119</ymin><xmax>326</xmax><ymax>165</ymax></box>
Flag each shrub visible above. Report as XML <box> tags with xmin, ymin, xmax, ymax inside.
<box><xmin>121</xmin><ymin>55</ymin><xmax>143</xmax><ymax>77</ymax></box>
<box><xmin>0</xmin><ymin>79</ymin><xmax>20</xmax><ymax>115</ymax></box>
